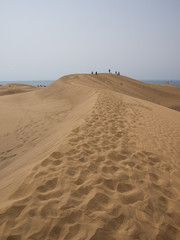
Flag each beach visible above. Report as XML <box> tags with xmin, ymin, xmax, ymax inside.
<box><xmin>0</xmin><ymin>74</ymin><xmax>180</xmax><ymax>240</ymax></box>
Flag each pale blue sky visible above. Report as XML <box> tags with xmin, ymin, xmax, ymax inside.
<box><xmin>0</xmin><ymin>0</ymin><xmax>180</xmax><ymax>81</ymax></box>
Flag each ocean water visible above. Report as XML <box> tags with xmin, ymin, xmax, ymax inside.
<box><xmin>141</xmin><ymin>80</ymin><xmax>180</xmax><ymax>87</ymax></box>
<box><xmin>0</xmin><ymin>80</ymin><xmax>54</xmax><ymax>86</ymax></box>
<box><xmin>0</xmin><ymin>79</ymin><xmax>180</xmax><ymax>87</ymax></box>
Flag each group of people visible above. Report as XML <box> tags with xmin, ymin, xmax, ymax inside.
<box><xmin>91</xmin><ymin>69</ymin><xmax>120</xmax><ymax>75</ymax></box>
<box><xmin>115</xmin><ymin>71</ymin><xmax>121</xmax><ymax>75</ymax></box>
<box><xmin>109</xmin><ymin>69</ymin><xmax>120</xmax><ymax>75</ymax></box>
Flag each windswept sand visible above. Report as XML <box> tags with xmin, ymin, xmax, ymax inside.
<box><xmin>0</xmin><ymin>83</ymin><xmax>39</xmax><ymax>96</ymax></box>
<box><xmin>0</xmin><ymin>74</ymin><xmax>180</xmax><ymax>240</ymax></box>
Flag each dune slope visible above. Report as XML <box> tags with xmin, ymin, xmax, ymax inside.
<box><xmin>0</xmin><ymin>83</ymin><xmax>39</xmax><ymax>96</ymax></box>
<box><xmin>0</xmin><ymin>74</ymin><xmax>180</xmax><ymax>240</ymax></box>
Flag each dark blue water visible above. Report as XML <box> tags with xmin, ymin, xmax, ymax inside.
<box><xmin>141</xmin><ymin>80</ymin><xmax>180</xmax><ymax>87</ymax></box>
<box><xmin>0</xmin><ymin>80</ymin><xmax>54</xmax><ymax>86</ymax></box>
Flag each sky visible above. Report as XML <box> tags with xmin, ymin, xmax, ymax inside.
<box><xmin>0</xmin><ymin>0</ymin><xmax>180</xmax><ymax>81</ymax></box>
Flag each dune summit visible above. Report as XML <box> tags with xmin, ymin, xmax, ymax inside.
<box><xmin>0</xmin><ymin>74</ymin><xmax>180</xmax><ymax>240</ymax></box>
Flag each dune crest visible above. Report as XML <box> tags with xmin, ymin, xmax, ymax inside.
<box><xmin>0</xmin><ymin>74</ymin><xmax>180</xmax><ymax>239</ymax></box>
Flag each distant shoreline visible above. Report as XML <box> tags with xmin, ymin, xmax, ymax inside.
<box><xmin>0</xmin><ymin>80</ymin><xmax>54</xmax><ymax>87</ymax></box>
<box><xmin>0</xmin><ymin>79</ymin><xmax>180</xmax><ymax>87</ymax></box>
<box><xmin>141</xmin><ymin>80</ymin><xmax>180</xmax><ymax>87</ymax></box>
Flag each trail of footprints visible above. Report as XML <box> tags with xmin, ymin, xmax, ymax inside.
<box><xmin>1</xmin><ymin>93</ymin><xmax>180</xmax><ymax>240</ymax></box>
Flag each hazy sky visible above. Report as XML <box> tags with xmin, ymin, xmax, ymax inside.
<box><xmin>0</xmin><ymin>0</ymin><xmax>180</xmax><ymax>81</ymax></box>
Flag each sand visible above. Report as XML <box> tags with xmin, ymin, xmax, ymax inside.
<box><xmin>0</xmin><ymin>74</ymin><xmax>180</xmax><ymax>240</ymax></box>
<box><xmin>0</xmin><ymin>83</ymin><xmax>39</xmax><ymax>96</ymax></box>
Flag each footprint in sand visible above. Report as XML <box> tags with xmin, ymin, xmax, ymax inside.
<box><xmin>48</xmin><ymin>226</ymin><xmax>61</xmax><ymax>240</ymax></box>
<box><xmin>6</xmin><ymin>235</ymin><xmax>22</xmax><ymax>240</ymax></box>
<box><xmin>90</xmin><ymin>228</ymin><xmax>115</xmax><ymax>240</ymax></box>
<box><xmin>104</xmin><ymin>179</ymin><xmax>116</xmax><ymax>190</ymax></box>
<box><xmin>40</xmin><ymin>200</ymin><xmax>59</xmax><ymax>218</ymax></box>
<box><xmin>117</xmin><ymin>182</ymin><xmax>135</xmax><ymax>193</ymax></box>
<box><xmin>87</xmin><ymin>192</ymin><xmax>110</xmax><ymax>211</ymax></box>
<box><xmin>2</xmin><ymin>205</ymin><xmax>25</xmax><ymax>219</ymax></box>
<box><xmin>64</xmin><ymin>224</ymin><xmax>81</xmax><ymax>240</ymax></box>
<box><xmin>36</xmin><ymin>177</ymin><xmax>58</xmax><ymax>193</ymax></box>
<box><xmin>121</xmin><ymin>189</ymin><xmax>144</xmax><ymax>204</ymax></box>
<box><xmin>37</xmin><ymin>189</ymin><xmax>62</xmax><ymax>201</ymax></box>
<box><xmin>102</xmin><ymin>165</ymin><xmax>119</xmax><ymax>174</ymax></box>
<box><xmin>50</xmin><ymin>151</ymin><xmax>64</xmax><ymax>159</ymax></box>
<box><xmin>108</xmin><ymin>151</ymin><xmax>127</xmax><ymax>162</ymax></box>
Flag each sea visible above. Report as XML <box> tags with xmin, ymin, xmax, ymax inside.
<box><xmin>141</xmin><ymin>80</ymin><xmax>180</xmax><ymax>87</ymax></box>
<box><xmin>0</xmin><ymin>80</ymin><xmax>54</xmax><ymax>86</ymax></box>
<box><xmin>0</xmin><ymin>80</ymin><xmax>180</xmax><ymax>87</ymax></box>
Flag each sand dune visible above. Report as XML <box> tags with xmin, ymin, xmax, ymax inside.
<box><xmin>0</xmin><ymin>74</ymin><xmax>180</xmax><ymax>239</ymax></box>
<box><xmin>0</xmin><ymin>83</ymin><xmax>39</xmax><ymax>96</ymax></box>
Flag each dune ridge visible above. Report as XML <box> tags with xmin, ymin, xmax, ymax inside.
<box><xmin>0</xmin><ymin>74</ymin><xmax>180</xmax><ymax>239</ymax></box>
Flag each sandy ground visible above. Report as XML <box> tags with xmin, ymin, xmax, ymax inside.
<box><xmin>0</xmin><ymin>83</ymin><xmax>40</xmax><ymax>96</ymax></box>
<box><xmin>0</xmin><ymin>74</ymin><xmax>180</xmax><ymax>240</ymax></box>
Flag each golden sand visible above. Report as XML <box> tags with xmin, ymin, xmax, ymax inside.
<box><xmin>0</xmin><ymin>74</ymin><xmax>180</xmax><ymax>239</ymax></box>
